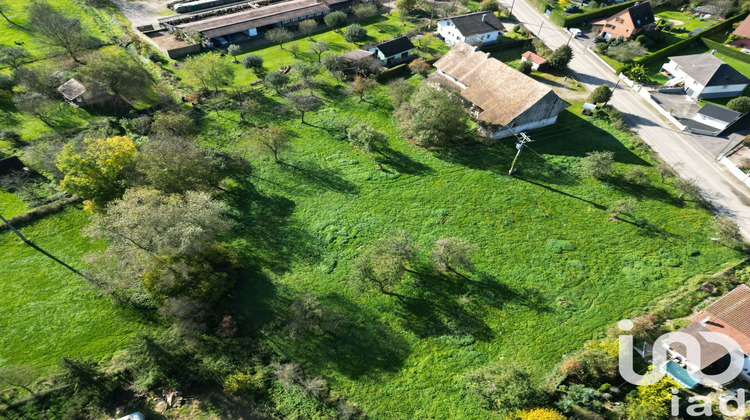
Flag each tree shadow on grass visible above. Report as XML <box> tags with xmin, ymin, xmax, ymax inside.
<box><xmin>221</xmin><ymin>264</ymin><xmax>280</xmax><ymax>335</ymax></box>
<box><xmin>514</xmin><ymin>176</ymin><xmax>607</xmax><ymax>210</ymax></box>
<box><xmin>605</xmin><ymin>176</ymin><xmax>682</xmax><ymax>205</ymax></box>
<box><xmin>395</xmin><ymin>264</ymin><xmax>552</xmax><ymax>340</ymax></box>
<box><xmin>525</xmin><ymin>111</ymin><xmax>652</xmax><ymax>166</ymax></box>
<box><xmin>374</xmin><ymin>146</ymin><xmax>435</xmax><ymax>176</ymax></box>
<box><xmin>0</xmin><ymin>96</ymin><xmax>20</xmax><ymax>128</ymax></box>
<box><xmin>279</xmin><ymin>159</ymin><xmax>359</xmax><ymax>195</ymax></box>
<box><xmin>280</xmin><ymin>292</ymin><xmax>411</xmax><ymax>379</ymax></box>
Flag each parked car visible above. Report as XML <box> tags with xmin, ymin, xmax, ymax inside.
<box><xmin>213</xmin><ymin>36</ymin><xmax>229</xmax><ymax>47</ymax></box>
<box><xmin>593</xmin><ymin>36</ymin><xmax>607</xmax><ymax>43</ymax></box>
<box><xmin>564</xmin><ymin>5</ymin><xmax>579</xmax><ymax>12</ymax></box>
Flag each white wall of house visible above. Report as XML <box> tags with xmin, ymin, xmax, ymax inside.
<box><xmin>436</xmin><ymin>19</ymin><xmax>497</xmax><ymax>46</ymax></box>
<box><xmin>484</xmin><ymin>116</ymin><xmax>559</xmax><ymax>139</ymax></box>
<box><xmin>693</xmin><ymin>113</ymin><xmax>731</xmax><ymax>130</ymax></box>
<box><xmin>662</xmin><ymin>60</ymin><xmax>747</xmax><ymax>99</ymax></box>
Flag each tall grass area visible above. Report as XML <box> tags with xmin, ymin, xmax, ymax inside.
<box><xmin>194</xmin><ymin>80</ymin><xmax>742</xmax><ymax>417</ymax></box>
<box><xmin>0</xmin><ymin>208</ymin><xmax>144</xmax><ymax>370</ymax></box>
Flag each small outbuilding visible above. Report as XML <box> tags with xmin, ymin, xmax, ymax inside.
<box><xmin>685</xmin><ymin>103</ymin><xmax>744</xmax><ymax>135</ymax></box>
<box><xmin>520</xmin><ymin>51</ymin><xmax>547</xmax><ymax>71</ymax></box>
<box><xmin>369</xmin><ymin>36</ymin><xmax>415</xmax><ymax>67</ymax></box>
<box><xmin>57</xmin><ymin>78</ymin><xmax>109</xmax><ymax>107</ymax></box>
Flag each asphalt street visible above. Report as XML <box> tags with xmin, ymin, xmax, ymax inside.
<box><xmin>499</xmin><ymin>0</ymin><xmax>750</xmax><ymax>238</ymax></box>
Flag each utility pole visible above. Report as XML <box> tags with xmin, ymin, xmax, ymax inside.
<box><xmin>509</xmin><ymin>0</ymin><xmax>516</xmax><ymax>16</ymax></box>
<box><xmin>508</xmin><ymin>132</ymin><xmax>533</xmax><ymax>175</ymax></box>
<box><xmin>538</xmin><ymin>21</ymin><xmax>544</xmax><ymax>36</ymax></box>
<box><xmin>603</xmin><ymin>79</ymin><xmax>621</xmax><ymax>107</ymax></box>
<box><xmin>429</xmin><ymin>0</ymin><xmax>436</xmax><ymax>30</ymax></box>
<box><xmin>0</xmin><ymin>213</ymin><xmax>29</xmax><ymax>244</ymax></box>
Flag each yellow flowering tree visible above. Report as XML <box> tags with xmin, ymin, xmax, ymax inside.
<box><xmin>56</xmin><ymin>136</ymin><xmax>136</xmax><ymax>208</ymax></box>
<box><xmin>515</xmin><ymin>407</ymin><xmax>566</xmax><ymax>420</ymax></box>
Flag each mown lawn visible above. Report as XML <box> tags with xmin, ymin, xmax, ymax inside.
<box><xmin>654</xmin><ymin>6</ymin><xmax>714</xmax><ymax>33</ymax></box>
<box><xmin>0</xmin><ymin>208</ymin><xmax>145</xmax><ymax>370</ymax></box>
<box><xmin>0</xmin><ymin>190</ymin><xmax>28</xmax><ymax>218</ymax></box>
<box><xmin>192</xmin><ymin>74</ymin><xmax>743</xmax><ymax>418</ymax></box>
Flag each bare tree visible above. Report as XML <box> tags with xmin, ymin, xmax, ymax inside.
<box><xmin>265</xmin><ymin>27</ymin><xmax>293</xmax><ymax>50</ymax></box>
<box><xmin>288</xmin><ymin>93</ymin><xmax>321</xmax><ymax>124</ymax></box>
<box><xmin>251</xmin><ymin>125</ymin><xmax>291</xmax><ymax>163</ymax></box>
<box><xmin>299</xmin><ymin>19</ymin><xmax>318</xmax><ymax>40</ymax></box>
<box><xmin>28</xmin><ymin>2</ymin><xmax>95</xmax><ymax>64</ymax></box>
<box><xmin>431</xmin><ymin>237</ymin><xmax>475</xmax><ymax>274</ymax></box>
<box><xmin>310</xmin><ymin>41</ymin><xmax>329</xmax><ymax>63</ymax></box>
<box><xmin>352</xmin><ymin>231</ymin><xmax>417</xmax><ymax>295</ymax></box>
<box><xmin>0</xmin><ymin>46</ymin><xmax>32</xmax><ymax>71</ymax></box>
<box><xmin>608</xmin><ymin>198</ymin><xmax>635</xmax><ymax>221</ymax></box>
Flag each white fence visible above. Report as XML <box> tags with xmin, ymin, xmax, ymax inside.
<box><xmin>718</xmin><ymin>156</ymin><xmax>750</xmax><ymax>188</ymax></box>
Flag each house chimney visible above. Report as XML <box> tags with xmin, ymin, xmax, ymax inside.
<box><xmin>482</xmin><ymin>14</ymin><xmax>487</xmax><ymax>22</ymax></box>
<box><xmin>710</xmin><ymin>49</ymin><xmax>717</xmax><ymax>55</ymax></box>
<box><xmin>700</xmin><ymin>316</ymin><xmax>711</xmax><ymax>326</ymax></box>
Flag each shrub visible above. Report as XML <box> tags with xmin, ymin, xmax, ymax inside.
<box><xmin>516</xmin><ymin>408</ymin><xmax>566</xmax><ymax>420</ymax></box>
<box><xmin>715</xmin><ymin>216</ymin><xmax>745</xmax><ymax>250</ymax></box>
<box><xmin>324</xmin><ymin>11</ymin><xmax>348</xmax><ymax>30</ymax></box>
<box><xmin>607</xmin><ymin>41</ymin><xmax>646</xmax><ymax>62</ymax></box>
<box><xmin>727</xmin><ymin>96</ymin><xmax>750</xmax><ymax>113</ymax></box>
<box><xmin>408</xmin><ymin>57</ymin><xmax>430</xmax><ymax>76</ymax></box>
<box><xmin>545</xmin><ymin>239</ymin><xmax>576</xmax><ymax>253</ymax></box>
<box><xmin>548</xmin><ymin>45</ymin><xmax>573</xmax><ymax>69</ymax></box>
<box><xmin>241</xmin><ymin>54</ymin><xmax>264</xmax><ymax>72</ymax></box>
<box><xmin>479</xmin><ymin>0</ymin><xmax>500</xmax><ymax>11</ymax></box>
<box><xmin>580</xmin><ymin>151</ymin><xmax>614</xmax><ymax>179</ymax></box>
<box><xmin>466</xmin><ymin>365</ymin><xmax>546</xmax><ymax>416</ymax></box>
<box><xmin>353</xmin><ymin>3</ymin><xmax>377</xmax><ymax>18</ymax></box>
<box><xmin>518</xmin><ymin>59</ymin><xmax>533</xmax><ymax>75</ymax></box>
<box><xmin>588</xmin><ymin>84</ymin><xmax>612</xmax><ymax>104</ymax></box>
<box><xmin>343</xmin><ymin>24</ymin><xmax>368</xmax><ymax>43</ymax></box>
<box><xmin>624</xmin><ymin>166</ymin><xmax>649</xmax><ymax>185</ymax></box>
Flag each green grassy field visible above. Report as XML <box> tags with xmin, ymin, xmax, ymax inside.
<box><xmin>192</xmin><ymin>77</ymin><xmax>742</xmax><ymax>417</ymax></box>
<box><xmin>1</xmin><ymin>190</ymin><xmax>28</xmax><ymax>218</ymax></box>
<box><xmin>654</xmin><ymin>7</ymin><xmax>713</xmax><ymax>33</ymax></box>
<box><xmin>0</xmin><ymin>208</ymin><xmax>145</xmax><ymax>370</ymax></box>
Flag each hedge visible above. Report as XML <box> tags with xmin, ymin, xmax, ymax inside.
<box><xmin>0</xmin><ymin>196</ymin><xmax>81</xmax><ymax>231</ymax></box>
<box><xmin>701</xmin><ymin>37</ymin><xmax>750</xmax><ymax>65</ymax></box>
<box><xmin>631</xmin><ymin>13</ymin><xmax>747</xmax><ymax>67</ymax></box>
<box><xmin>559</xmin><ymin>0</ymin><xmax>638</xmax><ymax>27</ymax></box>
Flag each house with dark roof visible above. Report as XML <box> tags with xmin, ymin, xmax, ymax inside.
<box><xmin>369</xmin><ymin>36</ymin><xmax>415</xmax><ymax>67</ymax></box>
<box><xmin>430</xmin><ymin>42</ymin><xmax>569</xmax><ymax>139</ymax></box>
<box><xmin>592</xmin><ymin>2</ymin><xmax>655</xmax><ymax>40</ymax></box>
<box><xmin>667</xmin><ymin>284</ymin><xmax>750</xmax><ymax>387</ymax></box>
<box><xmin>521</xmin><ymin>51</ymin><xmax>547</xmax><ymax>71</ymax></box>
<box><xmin>660</xmin><ymin>53</ymin><xmax>750</xmax><ymax>99</ymax></box>
<box><xmin>686</xmin><ymin>103</ymin><xmax>744</xmax><ymax>136</ymax></box>
<box><xmin>436</xmin><ymin>12</ymin><xmax>504</xmax><ymax>46</ymax></box>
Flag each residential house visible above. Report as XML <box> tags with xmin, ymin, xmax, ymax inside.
<box><xmin>57</xmin><ymin>78</ymin><xmax>109</xmax><ymax>107</ymax></box>
<box><xmin>686</xmin><ymin>103</ymin><xmax>744</xmax><ymax>136</ymax></box>
<box><xmin>660</xmin><ymin>53</ymin><xmax>750</xmax><ymax>99</ymax></box>
<box><xmin>369</xmin><ymin>36</ymin><xmax>415</xmax><ymax>67</ymax></box>
<box><xmin>667</xmin><ymin>284</ymin><xmax>750</xmax><ymax>387</ymax></box>
<box><xmin>430</xmin><ymin>42</ymin><xmax>569</xmax><ymax>139</ymax></box>
<box><xmin>731</xmin><ymin>14</ymin><xmax>750</xmax><ymax>48</ymax></box>
<box><xmin>592</xmin><ymin>2</ymin><xmax>655</xmax><ymax>40</ymax></box>
<box><xmin>521</xmin><ymin>51</ymin><xmax>547</xmax><ymax>71</ymax></box>
<box><xmin>436</xmin><ymin>12</ymin><xmax>504</xmax><ymax>46</ymax></box>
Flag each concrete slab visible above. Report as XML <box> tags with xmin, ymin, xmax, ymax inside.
<box><xmin>650</xmin><ymin>91</ymin><xmax>701</xmax><ymax>119</ymax></box>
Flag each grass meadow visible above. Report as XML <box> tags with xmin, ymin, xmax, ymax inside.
<box><xmin>192</xmin><ymin>77</ymin><xmax>743</xmax><ymax>417</ymax></box>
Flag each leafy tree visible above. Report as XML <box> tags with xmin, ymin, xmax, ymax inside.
<box><xmin>79</xmin><ymin>52</ymin><xmax>151</xmax><ymax>107</ymax></box>
<box><xmin>353</xmin><ymin>3</ymin><xmax>378</xmax><ymax>18</ymax></box>
<box><xmin>589</xmin><ymin>84</ymin><xmax>612</xmax><ymax>104</ymax></box>
<box><xmin>0</xmin><ymin>0</ymin><xmax>24</xmax><ymax>28</ymax></box>
<box><xmin>607</xmin><ymin>41</ymin><xmax>646</xmax><ymax>62</ymax></box>
<box><xmin>351</xmin><ymin>55</ymin><xmax>383</xmax><ymax>77</ymax></box>
<box><xmin>347</xmin><ymin>121</ymin><xmax>387</xmax><ymax>153</ymax></box>
<box><xmin>626</xmin><ymin>63</ymin><xmax>650</xmax><ymax>83</ymax></box>
<box><xmin>466</xmin><ymin>365</ymin><xmax>544</xmax><ymax>416</ymax></box>
<box><xmin>135</xmin><ymin>136</ymin><xmax>232</xmax><ymax>193</ymax></box>
<box><xmin>85</xmin><ymin>187</ymin><xmax>236</xmax><ymax>304</ymax></box>
<box><xmin>287</xmin><ymin>292</ymin><xmax>342</xmax><ymax>339</ymax></box>
<box><xmin>264</xmin><ymin>71</ymin><xmax>290</xmax><ymax>93</ymax></box>
<box><xmin>396</xmin><ymin>83</ymin><xmax>468</xmax><ymax>147</ymax></box>
<box><xmin>299</xmin><ymin>19</ymin><xmax>318</xmax><ymax>40</ymax></box>
<box><xmin>352</xmin><ymin>232</ymin><xmax>417</xmax><ymax>295</ymax></box>
<box><xmin>0</xmin><ymin>46</ymin><xmax>31</xmax><ymax>71</ymax></box>
<box><xmin>324</xmin><ymin>11</ymin><xmax>348</xmax><ymax>31</ymax></box>
<box><xmin>227</xmin><ymin>44</ymin><xmax>241</xmax><ymax>63</ymax></box>
<box><xmin>515</xmin><ymin>408</ymin><xmax>566</xmax><ymax>420</ymax></box>
<box><xmin>625</xmin><ymin>377</ymin><xmax>678</xmax><ymax>420</ymax></box>
<box><xmin>343</xmin><ymin>24</ymin><xmax>368</xmax><ymax>44</ymax></box>
<box><xmin>241</xmin><ymin>53</ymin><xmax>264</xmax><ymax>73</ymax></box>
<box><xmin>608</xmin><ymin>198</ymin><xmax>635</xmax><ymax>220</ymax></box>
<box><xmin>265</xmin><ymin>27</ymin><xmax>293</xmax><ymax>50</ymax></box>
<box><xmin>252</xmin><ymin>125</ymin><xmax>291</xmax><ymax>163</ymax></box>
<box><xmin>28</xmin><ymin>2</ymin><xmax>95</xmax><ymax>64</ymax></box>
<box><xmin>478</xmin><ymin>0</ymin><xmax>500</xmax><ymax>11</ymax></box>
<box><xmin>560</xmin><ymin>341</ymin><xmax>618</xmax><ymax>385</ymax></box>
<box><xmin>55</xmin><ymin>136</ymin><xmax>137</xmax><ymax>206</ymax></box>
<box><xmin>396</xmin><ymin>0</ymin><xmax>418</xmax><ymax>12</ymax></box>
<box><xmin>408</xmin><ymin>57</ymin><xmax>430</xmax><ymax>76</ymax></box>
<box><xmin>239</xmin><ymin>98</ymin><xmax>260</xmax><ymax>123</ymax></box>
<box><xmin>548</xmin><ymin>45</ymin><xmax>573</xmax><ymax>69</ymax></box>
<box><xmin>150</xmin><ymin>110</ymin><xmax>197</xmax><ymax>137</ymax></box>
<box><xmin>322</xmin><ymin>53</ymin><xmax>345</xmax><ymax>78</ymax></box>
<box><xmin>579</xmin><ymin>151</ymin><xmax>614</xmax><ymax>179</ymax></box>
<box><xmin>348</xmin><ymin>75</ymin><xmax>378</xmax><ymax>101</ymax></box>
<box><xmin>12</xmin><ymin>91</ymin><xmax>60</xmax><ymax>127</ymax></box>
<box><xmin>289</xmin><ymin>93</ymin><xmax>322</xmax><ymax>123</ymax></box>
<box><xmin>727</xmin><ymin>96</ymin><xmax>750</xmax><ymax>113</ymax></box>
<box><xmin>387</xmin><ymin>78</ymin><xmax>414</xmax><ymax>108</ymax></box>
<box><xmin>431</xmin><ymin>237</ymin><xmax>475</xmax><ymax>273</ymax></box>
<box><xmin>288</xmin><ymin>43</ymin><xmax>301</xmax><ymax>58</ymax></box>
<box><xmin>310</xmin><ymin>41</ymin><xmax>329</xmax><ymax>62</ymax></box>
<box><xmin>292</xmin><ymin>60</ymin><xmax>320</xmax><ymax>91</ymax></box>
<box><xmin>715</xmin><ymin>216</ymin><xmax>745</xmax><ymax>249</ymax></box>
<box><xmin>182</xmin><ymin>52</ymin><xmax>234</xmax><ymax>92</ymax></box>
<box><xmin>517</xmin><ymin>59</ymin><xmax>533</xmax><ymax>75</ymax></box>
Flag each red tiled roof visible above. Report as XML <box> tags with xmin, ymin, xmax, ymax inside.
<box><xmin>521</xmin><ymin>51</ymin><xmax>546</xmax><ymax>65</ymax></box>
<box><xmin>734</xmin><ymin>15</ymin><xmax>750</xmax><ymax>38</ymax></box>
<box><xmin>689</xmin><ymin>284</ymin><xmax>750</xmax><ymax>355</ymax></box>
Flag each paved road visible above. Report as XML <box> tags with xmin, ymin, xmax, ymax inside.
<box><xmin>500</xmin><ymin>0</ymin><xmax>750</xmax><ymax>238</ymax></box>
